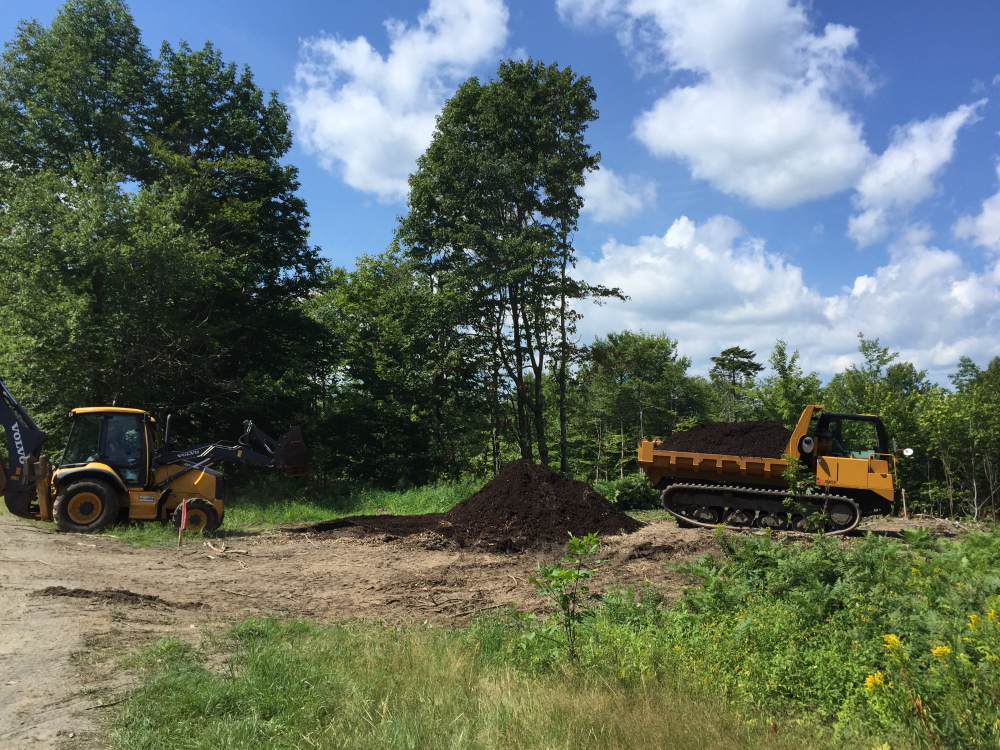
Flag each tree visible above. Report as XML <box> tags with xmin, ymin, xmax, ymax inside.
<box><xmin>397</xmin><ymin>59</ymin><xmax>617</xmax><ymax>469</ymax></box>
<box><xmin>0</xmin><ymin>0</ymin><xmax>326</xmax><ymax>443</ymax></box>
<box><xmin>710</xmin><ymin>346</ymin><xmax>764</xmax><ymax>421</ymax></box>
<box><xmin>572</xmin><ymin>331</ymin><xmax>712</xmax><ymax>479</ymax></box>
<box><xmin>0</xmin><ymin>0</ymin><xmax>155</xmax><ymax>179</ymax></box>
<box><xmin>306</xmin><ymin>251</ymin><xmax>489</xmax><ymax>485</ymax></box>
<box><xmin>752</xmin><ymin>340</ymin><xmax>823</xmax><ymax>427</ymax></box>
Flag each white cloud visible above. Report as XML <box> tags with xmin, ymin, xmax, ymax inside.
<box><xmin>290</xmin><ymin>0</ymin><xmax>509</xmax><ymax>201</ymax></box>
<box><xmin>574</xmin><ymin>216</ymin><xmax>1000</xmax><ymax>380</ymax></box>
<box><xmin>848</xmin><ymin>102</ymin><xmax>985</xmax><ymax>246</ymax></box>
<box><xmin>558</xmin><ymin>0</ymin><xmax>873</xmax><ymax>208</ymax></box>
<box><xmin>580</xmin><ymin>167</ymin><xmax>656</xmax><ymax>222</ymax></box>
<box><xmin>954</xmin><ymin>162</ymin><xmax>1000</xmax><ymax>251</ymax></box>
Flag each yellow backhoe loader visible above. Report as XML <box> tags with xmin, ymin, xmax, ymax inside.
<box><xmin>1</xmin><ymin>378</ymin><xmax>311</xmax><ymax>533</ymax></box>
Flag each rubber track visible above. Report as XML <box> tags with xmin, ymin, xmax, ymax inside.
<box><xmin>661</xmin><ymin>482</ymin><xmax>862</xmax><ymax>537</ymax></box>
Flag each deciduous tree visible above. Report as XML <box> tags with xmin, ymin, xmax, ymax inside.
<box><xmin>397</xmin><ymin>59</ymin><xmax>616</xmax><ymax>468</ymax></box>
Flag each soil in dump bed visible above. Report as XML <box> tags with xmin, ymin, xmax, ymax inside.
<box><xmin>299</xmin><ymin>459</ymin><xmax>644</xmax><ymax>551</ymax></box>
<box><xmin>656</xmin><ymin>420</ymin><xmax>792</xmax><ymax>459</ymax></box>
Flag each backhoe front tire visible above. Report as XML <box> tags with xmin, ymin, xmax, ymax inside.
<box><xmin>53</xmin><ymin>480</ymin><xmax>119</xmax><ymax>533</ymax></box>
<box><xmin>172</xmin><ymin>499</ymin><xmax>221</xmax><ymax>534</ymax></box>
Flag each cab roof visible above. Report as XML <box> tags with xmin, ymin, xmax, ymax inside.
<box><xmin>71</xmin><ymin>407</ymin><xmax>150</xmax><ymax>416</ymax></box>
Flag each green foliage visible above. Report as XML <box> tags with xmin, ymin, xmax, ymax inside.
<box><xmin>710</xmin><ymin>346</ymin><xmax>764</xmax><ymax>422</ymax></box>
<box><xmin>306</xmin><ymin>251</ymin><xmax>489</xmax><ymax>485</ymax></box>
<box><xmin>398</xmin><ymin>58</ymin><xmax>615</xmax><ymax>468</ymax></box>
<box><xmin>752</xmin><ymin>340</ymin><xmax>823</xmax><ymax>428</ymax></box>
<box><xmin>0</xmin><ymin>0</ymin><xmax>154</xmax><ymax>178</ymax></box>
<box><xmin>0</xmin><ymin>0</ymin><xmax>326</xmax><ymax>446</ymax></box>
<box><xmin>529</xmin><ymin>532</ymin><xmax>604</xmax><ymax>662</ymax></box>
<box><xmin>779</xmin><ymin>453</ymin><xmax>824</xmax><ymax>527</ymax></box>
<box><xmin>476</xmin><ymin>528</ymin><xmax>1000</xmax><ymax>746</ymax></box>
<box><xmin>595</xmin><ymin>473</ymin><xmax>660</xmax><ymax>511</ymax></box>
<box><xmin>781</xmin><ymin>453</ymin><xmax>818</xmax><ymax>495</ymax></box>
<box><xmin>862</xmin><ymin>606</ymin><xmax>1000</xmax><ymax>749</ymax></box>
<box><xmin>574</xmin><ymin>331</ymin><xmax>712</xmax><ymax>479</ymax></box>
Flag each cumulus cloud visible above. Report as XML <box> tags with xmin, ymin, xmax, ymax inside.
<box><xmin>558</xmin><ymin>0</ymin><xmax>873</xmax><ymax>208</ymax></box>
<box><xmin>290</xmin><ymin>0</ymin><xmax>509</xmax><ymax>201</ymax></box>
<box><xmin>848</xmin><ymin>102</ymin><xmax>985</xmax><ymax>247</ymax></box>
<box><xmin>574</xmin><ymin>216</ymin><xmax>1000</xmax><ymax>380</ymax></box>
<box><xmin>954</xmin><ymin>162</ymin><xmax>1000</xmax><ymax>251</ymax></box>
<box><xmin>580</xmin><ymin>167</ymin><xmax>657</xmax><ymax>222</ymax></box>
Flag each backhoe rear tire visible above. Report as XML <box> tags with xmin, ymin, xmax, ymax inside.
<box><xmin>172</xmin><ymin>499</ymin><xmax>221</xmax><ymax>534</ymax></box>
<box><xmin>53</xmin><ymin>480</ymin><xmax>119</xmax><ymax>533</ymax></box>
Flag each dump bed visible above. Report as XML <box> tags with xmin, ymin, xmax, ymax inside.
<box><xmin>637</xmin><ymin>441</ymin><xmax>792</xmax><ymax>488</ymax></box>
<box><xmin>637</xmin><ymin>406</ymin><xmax>819</xmax><ymax>490</ymax></box>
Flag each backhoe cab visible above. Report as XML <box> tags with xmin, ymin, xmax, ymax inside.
<box><xmin>2</xmin><ymin>381</ymin><xmax>312</xmax><ymax>534</ymax></box>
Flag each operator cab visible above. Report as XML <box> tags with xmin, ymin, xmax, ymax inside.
<box><xmin>808</xmin><ymin>411</ymin><xmax>889</xmax><ymax>459</ymax></box>
<box><xmin>61</xmin><ymin>408</ymin><xmax>155</xmax><ymax>487</ymax></box>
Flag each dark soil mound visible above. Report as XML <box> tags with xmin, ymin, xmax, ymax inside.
<box><xmin>296</xmin><ymin>459</ymin><xmax>643</xmax><ymax>551</ymax></box>
<box><xmin>656</xmin><ymin>420</ymin><xmax>792</xmax><ymax>459</ymax></box>
<box><xmin>443</xmin><ymin>459</ymin><xmax>644</xmax><ymax>548</ymax></box>
<box><xmin>33</xmin><ymin>586</ymin><xmax>202</xmax><ymax>609</ymax></box>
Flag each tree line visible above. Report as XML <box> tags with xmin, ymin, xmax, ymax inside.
<box><xmin>1</xmin><ymin>0</ymin><xmax>995</xmax><ymax>519</ymax></box>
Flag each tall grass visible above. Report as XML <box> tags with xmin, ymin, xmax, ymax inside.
<box><xmin>112</xmin><ymin>618</ymin><xmax>839</xmax><ymax>750</ymax></box>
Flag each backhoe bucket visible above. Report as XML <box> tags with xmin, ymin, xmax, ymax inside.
<box><xmin>275</xmin><ymin>426</ymin><xmax>313</xmax><ymax>476</ymax></box>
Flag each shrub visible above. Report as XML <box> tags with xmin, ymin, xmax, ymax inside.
<box><xmin>596</xmin><ymin>473</ymin><xmax>659</xmax><ymax>511</ymax></box>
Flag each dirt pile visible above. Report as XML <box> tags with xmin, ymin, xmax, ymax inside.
<box><xmin>299</xmin><ymin>459</ymin><xmax>643</xmax><ymax>551</ymax></box>
<box><xmin>444</xmin><ymin>459</ymin><xmax>644</xmax><ymax>547</ymax></box>
<box><xmin>656</xmin><ymin>420</ymin><xmax>792</xmax><ymax>459</ymax></box>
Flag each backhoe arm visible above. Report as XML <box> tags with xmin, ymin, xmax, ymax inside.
<box><xmin>0</xmin><ymin>379</ymin><xmax>50</xmax><ymax>518</ymax></box>
<box><xmin>153</xmin><ymin>421</ymin><xmax>312</xmax><ymax>487</ymax></box>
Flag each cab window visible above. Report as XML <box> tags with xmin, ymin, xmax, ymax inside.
<box><xmin>62</xmin><ymin>414</ymin><xmax>102</xmax><ymax>466</ymax></box>
<box><xmin>829</xmin><ymin>419</ymin><xmax>881</xmax><ymax>459</ymax></box>
<box><xmin>102</xmin><ymin>415</ymin><xmax>144</xmax><ymax>484</ymax></box>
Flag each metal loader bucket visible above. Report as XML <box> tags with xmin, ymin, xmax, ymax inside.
<box><xmin>274</xmin><ymin>426</ymin><xmax>313</xmax><ymax>476</ymax></box>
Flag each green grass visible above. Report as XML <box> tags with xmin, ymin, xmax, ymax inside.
<box><xmin>102</xmin><ymin>474</ymin><xmax>487</xmax><ymax>546</ymax></box>
<box><xmin>111</xmin><ymin>618</ymin><xmax>842</xmax><ymax>750</ymax></box>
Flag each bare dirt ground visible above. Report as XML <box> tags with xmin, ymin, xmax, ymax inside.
<box><xmin>0</xmin><ymin>508</ymin><xmax>975</xmax><ymax>749</ymax></box>
<box><xmin>0</xmin><ymin>512</ymin><xmax>718</xmax><ymax>749</ymax></box>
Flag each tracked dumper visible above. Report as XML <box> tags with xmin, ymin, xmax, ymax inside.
<box><xmin>638</xmin><ymin>405</ymin><xmax>899</xmax><ymax>535</ymax></box>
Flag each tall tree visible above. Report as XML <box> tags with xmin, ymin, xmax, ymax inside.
<box><xmin>752</xmin><ymin>340</ymin><xmax>823</xmax><ymax>427</ymax></box>
<box><xmin>0</xmin><ymin>0</ymin><xmax>326</xmax><ymax>442</ymax></box>
<box><xmin>397</xmin><ymin>59</ymin><xmax>615</xmax><ymax>468</ymax></box>
<box><xmin>710</xmin><ymin>346</ymin><xmax>764</xmax><ymax>421</ymax></box>
<box><xmin>0</xmin><ymin>0</ymin><xmax>154</xmax><ymax>179</ymax></box>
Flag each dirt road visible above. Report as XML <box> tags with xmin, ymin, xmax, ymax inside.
<box><xmin>0</xmin><ymin>513</ymin><xmax>714</xmax><ymax>749</ymax></box>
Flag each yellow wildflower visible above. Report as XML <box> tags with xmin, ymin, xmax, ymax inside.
<box><xmin>969</xmin><ymin>614</ymin><xmax>981</xmax><ymax>630</ymax></box>
<box><xmin>883</xmin><ymin>634</ymin><xmax>903</xmax><ymax>650</ymax></box>
<box><xmin>931</xmin><ymin>645</ymin><xmax>951</xmax><ymax>657</ymax></box>
<box><xmin>864</xmin><ymin>671</ymin><xmax>885</xmax><ymax>691</ymax></box>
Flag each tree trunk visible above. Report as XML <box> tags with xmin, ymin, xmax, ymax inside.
<box><xmin>558</xmin><ymin>231</ymin><xmax>570</xmax><ymax>475</ymax></box>
<box><xmin>509</xmin><ymin>283</ymin><xmax>532</xmax><ymax>461</ymax></box>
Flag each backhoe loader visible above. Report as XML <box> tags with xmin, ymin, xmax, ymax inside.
<box><xmin>0</xmin><ymin>378</ymin><xmax>311</xmax><ymax>533</ymax></box>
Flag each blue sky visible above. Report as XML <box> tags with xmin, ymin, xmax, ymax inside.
<box><xmin>4</xmin><ymin>0</ymin><xmax>1000</xmax><ymax>383</ymax></box>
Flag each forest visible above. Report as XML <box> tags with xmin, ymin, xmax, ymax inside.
<box><xmin>1</xmin><ymin>0</ymin><xmax>997</xmax><ymax>521</ymax></box>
